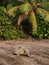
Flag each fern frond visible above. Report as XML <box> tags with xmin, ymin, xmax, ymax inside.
<box><xmin>36</xmin><ymin>8</ymin><xmax>49</xmax><ymax>23</ymax></box>
<box><xmin>28</xmin><ymin>10</ymin><xmax>37</xmax><ymax>33</ymax></box>
<box><xmin>39</xmin><ymin>2</ymin><xmax>49</xmax><ymax>11</ymax></box>
<box><xmin>7</xmin><ymin>6</ymin><xmax>19</xmax><ymax>17</ymax></box>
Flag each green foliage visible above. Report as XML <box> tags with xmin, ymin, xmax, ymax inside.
<box><xmin>0</xmin><ymin>0</ymin><xmax>28</xmax><ymax>6</ymax></box>
<box><xmin>0</xmin><ymin>6</ymin><xmax>27</xmax><ymax>40</ymax></box>
<box><xmin>0</xmin><ymin>26</ymin><xmax>18</xmax><ymax>40</ymax></box>
<box><xmin>30</xmin><ymin>0</ymin><xmax>47</xmax><ymax>3</ymax></box>
<box><xmin>0</xmin><ymin>25</ymin><xmax>27</xmax><ymax>40</ymax></box>
<box><xmin>36</xmin><ymin>8</ymin><xmax>49</xmax><ymax>23</ymax></box>
<box><xmin>17</xmin><ymin>30</ymin><xmax>28</xmax><ymax>38</ymax></box>
<box><xmin>30</xmin><ymin>14</ymin><xmax>49</xmax><ymax>39</ymax></box>
<box><xmin>0</xmin><ymin>0</ymin><xmax>49</xmax><ymax>40</ymax></box>
<box><xmin>0</xmin><ymin>6</ymin><xmax>6</xmax><ymax>13</ymax></box>
<box><xmin>37</xmin><ymin>20</ymin><xmax>49</xmax><ymax>39</ymax></box>
<box><xmin>29</xmin><ymin>0</ymin><xmax>36</xmax><ymax>4</ymax></box>
<box><xmin>0</xmin><ymin>7</ymin><xmax>11</xmax><ymax>26</ymax></box>
<box><xmin>39</xmin><ymin>2</ymin><xmax>49</xmax><ymax>11</ymax></box>
<box><xmin>19</xmin><ymin>3</ymin><xmax>32</xmax><ymax>14</ymax></box>
<box><xmin>28</xmin><ymin>10</ymin><xmax>37</xmax><ymax>33</ymax></box>
<box><xmin>7</xmin><ymin>4</ymin><xmax>13</xmax><ymax>10</ymax></box>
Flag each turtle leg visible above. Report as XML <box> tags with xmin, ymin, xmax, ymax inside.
<box><xmin>16</xmin><ymin>54</ymin><xmax>20</xmax><ymax>57</ymax></box>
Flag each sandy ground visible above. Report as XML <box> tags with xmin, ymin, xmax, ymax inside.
<box><xmin>0</xmin><ymin>38</ymin><xmax>49</xmax><ymax>65</ymax></box>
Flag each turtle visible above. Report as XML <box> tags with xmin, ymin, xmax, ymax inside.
<box><xmin>13</xmin><ymin>46</ymin><xmax>30</xmax><ymax>57</ymax></box>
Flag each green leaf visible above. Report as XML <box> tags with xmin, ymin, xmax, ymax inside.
<box><xmin>7</xmin><ymin>4</ymin><xmax>13</xmax><ymax>10</ymax></box>
<box><xmin>7</xmin><ymin>6</ymin><xmax>19</xmax><ymax>17</ymax></box>
<box><xmin>39</xmin><ymin>2</ymin><xmax>49</xmax><ymax>11</ymax></box>
<box><xmin>36</xmin><ymin>8</ymin><xmax>49</xmax><ymax>23</ymax></box>
<box><xmin>28</xmin><ymin>10</ymin><xmax>38</xmax><ymax>33</ymax></box>
<box><xmin>19</xmin><ymin>3</ymin><xmax>32</xmax><ymax>14</ymax></box>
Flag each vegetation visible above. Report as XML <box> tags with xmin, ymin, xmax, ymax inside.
<box><xmin>0</xmin><ymin>6</ymin><xmax>27</xmax><ymax>40</ymax></box>
<box><xmin>0</xmin><ymin>0</ymin><xmax>49</xmax><ymax>40</ymax></box>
